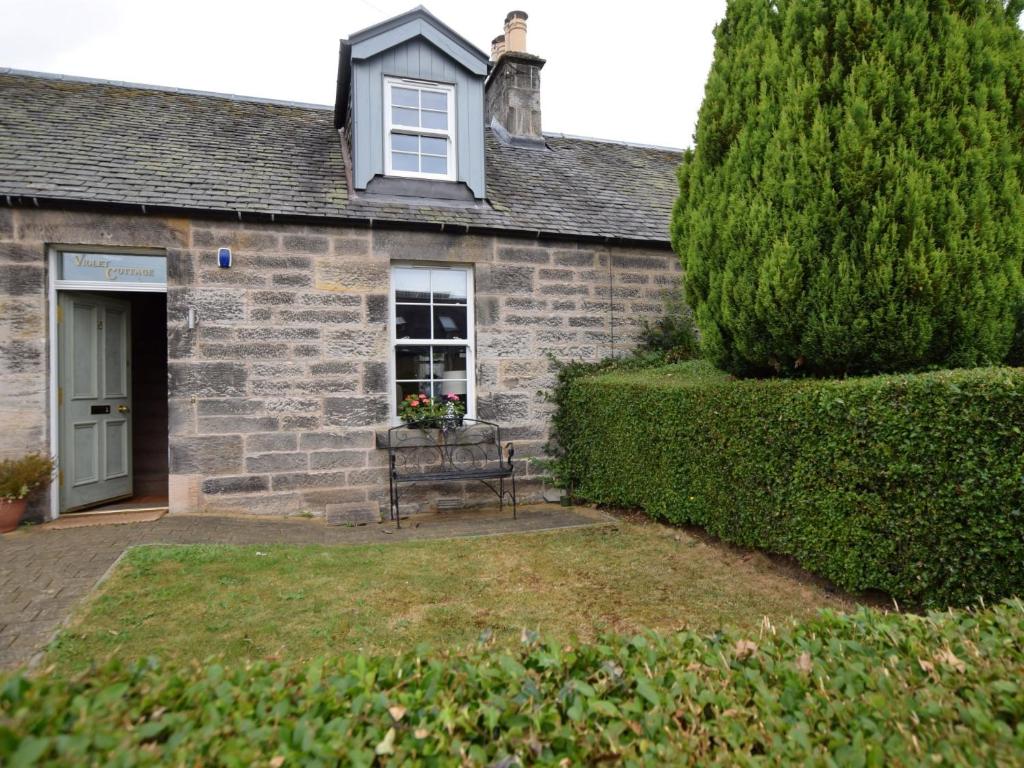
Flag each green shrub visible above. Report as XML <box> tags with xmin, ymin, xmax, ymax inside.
<box><xmin>562</xmin><ymin>362</ymin><xmax>1024</xmax><ymax>607</ymax></box>
<box><xmin>0</xmin><ymin>453</ymin><xmax>54</xmax><ymax>502</ymax></box>
<box><xmin>673</xmin><ymin>0</ymin><xmax>1024</xmax><ymax>377</ymax></box>
<box><xmin>3</xmin><ymin>602</ymin><xmax>1023</xmax><ymax>765</ymax></box>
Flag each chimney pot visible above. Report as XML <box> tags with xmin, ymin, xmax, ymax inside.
<box><xmin>504</xmin><ymin>10</ymin><xmax>528</xmax><ymax>53</ymax></box>
<box><xmin>491</xmin><ymin>34</ymin><xmax>506</xmax><ymax>61</ymax></box>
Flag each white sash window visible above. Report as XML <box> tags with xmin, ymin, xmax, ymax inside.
<box><xmin>389</xmin><ymin>265</ymin><xmax>474</xmax><ymax>418</ymax></box>
<box><xmin>384</xmin><ymin>78</ymin><xmax>456</xmax><ymax>181</ymax></box>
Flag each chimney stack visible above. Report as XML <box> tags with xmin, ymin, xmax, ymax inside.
<box><xmin>485</xmin><ymin>10</ymin><xmax>546</xmax><ymax>147</ymax></box>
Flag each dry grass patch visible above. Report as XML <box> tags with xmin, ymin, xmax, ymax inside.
<box><xmin>47</xmin><ymin>519</ymin><xmax>857</xmax><ymax>672</ymax></box>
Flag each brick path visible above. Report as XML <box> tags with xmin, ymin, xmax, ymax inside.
<box><xmin>0</xmin><ymin>504</ymin><xmax>609</xmax><ymax>670</ymax></box>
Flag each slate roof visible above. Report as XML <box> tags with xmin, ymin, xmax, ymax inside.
<box><xmin>0</xmin><ymin>70</ymin><xmax>680</xmax><ymax>244</ymax></box>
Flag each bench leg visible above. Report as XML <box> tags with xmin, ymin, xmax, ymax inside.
<box><xmin>499</xmin><ymin>476</ymin><xmax>504</xmax><ymax>514</ymax></box>
<box><xmin>511</xmin><ymin>472</ymin><xmax>517</xmax><ymax>520</ymax></box>
<box><xmin>393</xmin><ymin>478</ymin><xmax>401</xmax><ymax>530</ymax></box>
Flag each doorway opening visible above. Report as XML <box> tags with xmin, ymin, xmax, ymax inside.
<box><xmin>56</xmin><ymin>291</ymin><xmax>168</xmax><ymax>515</ymax></box>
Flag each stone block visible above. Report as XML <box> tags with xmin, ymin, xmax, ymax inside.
<box><xmin>0</xmin><ymin>207</ymin><xmax>12</xmax><ymax>238</ymax></box>
<box><xmin>0</xmin><ymin>341</ymin><xmax>43</xmax><ymax>373</ymax></box>
<box><xmin>246</xmin><ymin>432</ymin><xmax>298</xmax><ymax>452</ymax></box>
<box><xmin>315</xmin><ymin>261</ymin><xmax>387</xmax><ymax>292</ymax></box>
<box><xmin>324</xmin><ymin>396</ymin><xmax>389</xmax><ymax>427</ymax></box>
<box><xmin>192</xmin><ymin>228</ymin><xmax>280</xmax><ymax>251</ymax></box>
<box><xmin>0</xmin><ymin>265</ymin><xmax>44</xmax><ymax>297</ymax></box>
<box><xmin>325</xmin><ymin>329</ymin><xmax>386</xmax><ymax>358</ymax></box>
<box><xmin>197</xmin><ymin>416</ymin><xmax>279</xmax><ymax>434</ymax></box>
<box><xmin>0</xmin><ymin>242</ymin><xmax>43</xmax><ymax>263</ymax></box>
<box><xmin>497</xmin><ymin>246</ymin><xmax>550</xmax><ymax>265</ymax></box>
<box><xmin>477</xmin><ymin>265</ymin><xmax>534</xmax><ymax>295</ymax></box>
<box><xmin>554</xmin><ymin>250</ymin><xmax>597</xmax><ymax>267</ymax></box>
<box><xmin>197</xmin><ymin>399</ymin><xmax>263</xmax><ymax>416</ymax></box>
<box><xmin>365</xmin><ymin>294</ymin><xmax>388</xmax><ymax>323</ymax></box>
<box><xmin>271</xmin><ymin>471</ymin><xmax>347</xmax><ymax>491</ymax></box>
<box><xmin>325</xmin><ymin>501</ymin><xmax>381</xmax><ymax>526</ymax></box>
<box><xmin>282</xmin><ymin>234</ymin><xmax>329</xmax><ymax>253</ymax></box>
<box><xmin>309</xmin><ymin>450</ymin><xmax>367</xmax><ymax>470</ymax></box>
<box><xmin>477</xmin><ymin>394</ymin><xmax>531</xmax><ymax>422</ymax></box>
<box><xmin>332</xmin><ymin>236</ymin><xmax>371</xmax><ymax>257</ymax></box>
<box><xmin>202</xmin><ymin>475</ymin><xmax>269</xmax><ymax>495</ymax></box>
<box><xmin>300</xmin><ymin>430</ymin><xmax>375</xmax><ymax>450</ymax></box>
<box><xmin>16</xmin><ymin>210</ymin><xmax>188</xmax><ymax>246</ymax></box>
<box><xmin>169</xmin><ymin>435</ymin><xmax>243</xmax><ymax>474</ymax></box>
<box><xmin>272</xmin><ymin>273</ymin><xmax>313</xmax><ymax>287</ymax></box>
<box><xmin>372</xmin><ymin>230</ymin><xmax>492</xmax><ymax>262</ymax></box>
<box><xmin>246</xmin><ymin>452</ymin><xmax>309</xmax><ymax>472</ymax></box>
<box><xmin>362</xmin><ymin>361</ymin><xmax>388</xmax><ymax>394</ymax></box>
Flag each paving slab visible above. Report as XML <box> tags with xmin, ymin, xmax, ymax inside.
<box><xmin>0</xmin><ymin>503</ymin><xmax>610</xmax><ymax>670</ymax></box>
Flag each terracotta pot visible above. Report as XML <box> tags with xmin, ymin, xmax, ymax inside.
<box><xmin>0</xmin><ymin>498</ymin><xmax>27</xmax><ymax>533</ymax></box>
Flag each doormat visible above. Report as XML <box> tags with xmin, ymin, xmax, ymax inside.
<box><xmin>42</xmin><ymin>508</ymin><xmax>167</xmax><ymax>530</ymax></box>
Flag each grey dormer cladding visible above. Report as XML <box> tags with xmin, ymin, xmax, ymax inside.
<box><xmin>346</xmin><ymin>8</ymin><xmax>490</xmax><ymax>198</ymax></box>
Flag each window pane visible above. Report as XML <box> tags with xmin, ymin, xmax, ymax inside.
<box><xmin>392</xmin><ymin>87</ymin><xmax>418</xmax><ymax>108</ymax></box>
<box><xmin>395</xmin><ymin>345</ymin><xmax>432</xmax><ymax>380</ymax></box>
<box><xmin>434</xmin><ymin>306</ymin><xmax>467</xmax><ymax>339</ymax></box>
<box><xmin>431</xmin><ymin>269</ymin><xmax>467</xmax><ymax>304</ymax></box>
<box><xmin>421</xmin><ymin>91</ymin><xmax>447</xmax><ymax>111</ymax></box>
<box><xmin>396</xmin><ymin>381</ymin><xmax>434</xmax><ymax>413</ymax></box>
<box><xmin>391</xmin><ymin>133</ymin><xmax>418</xmax><ymax>152</ymax></box>
<box><xmin>433</xmin><ymin>346</ymin><xmax>468</xmax><ymax>377</ymax></box>
<box><xmin>421</xmin><ymin>155</ymin><xmax>448</xmax><ymax>175</ymax></box>
<box><xmin>421</xmin><ymin>110</ymin><xmax>448</xmax><ymax>130</ymax></box>
<box><xmin>391</xmin><ymin>151</ymin><xmax>418</xmax><ymax>172</ymax></box>
<box><xmin>421</xmin><ymin>136</ymin><xmax>447</xmax><ymax>156</ymax></box>
<box><xmin>395</xmin><ymin>304</ymin><xmax>431</xmax><ymax>339</ymax></box>
<box><xmin>394</xmin><ymin>268</ymin><xmax>429</xmax><ymax>301</ymax></box>
<box><xmin>391</xmin><ymin>106</ymin><xmax>419</xmax><ymax>127</ymax></box>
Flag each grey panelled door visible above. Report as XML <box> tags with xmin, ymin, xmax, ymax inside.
<box><xmin>59</xmin><ymin>292</ymin><xmax>132</xmax><ymax>512</ymax></box>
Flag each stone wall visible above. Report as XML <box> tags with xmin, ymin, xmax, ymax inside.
<box><xmin>0</xmin><ymin>207</ymin><xmax>680</xmax><ymax>521</ymax></box>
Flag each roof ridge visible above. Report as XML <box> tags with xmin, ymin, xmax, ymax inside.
<box><xmin>542</xmin><ymin>131</ymin><xmax>683</xmax><ymax>154</ymax></box>
<box><xmin>0</xmin><ymin>67</ymin><xmax>333</xmax><ymax>111</ymax></box>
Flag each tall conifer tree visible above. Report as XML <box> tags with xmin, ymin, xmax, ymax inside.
<box><xmin>673</xmin><ymin>0</ymin><xmax>1024</xmax><ymax>377</ymax></box>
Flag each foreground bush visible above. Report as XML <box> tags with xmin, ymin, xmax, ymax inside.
<box><xmin>674</xmin><ymin>0</ymin><xmax>1024</xmax><ymax>377</ymax></box>
<box><xmin>562</xmin><ymin>362</ymin><xmax>1024</xmax><ymax>607</ymax></box>
<box><xmin>3</xmin><ymin>602</ymin><xmax>1024</xmax><ymax>765</ymax></box>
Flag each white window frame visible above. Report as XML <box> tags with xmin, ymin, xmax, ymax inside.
<box><xmin>388</xmin><ymin>264</ymin><xmax>475</xmax><ymax>424</ymax></box>
<box><xmin>384</xmin><ymin>77</ymin><xmax>457</xmax><ymax>182</ymax></box>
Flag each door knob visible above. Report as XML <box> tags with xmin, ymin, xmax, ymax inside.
<box><xmin>117</xmin><ymin>405</ymin><xmax>130</xmax><ymax>414</ymax></box>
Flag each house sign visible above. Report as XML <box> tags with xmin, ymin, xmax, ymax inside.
<box><xmin>59</xmin><ymin>252</ymin><xmax>167</xmax><ymax>285</ymax></box>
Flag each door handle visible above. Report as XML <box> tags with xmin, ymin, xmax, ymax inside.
<box><xmin>117</xmin><ymin>405</ymin><xmax>130</xmax><ymax>414</ymax></box>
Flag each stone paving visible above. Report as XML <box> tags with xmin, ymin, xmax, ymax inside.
<box><xmin>0</xmin><ymin>504</ymin><xmax>610</xmax><ymax>670</ymax></box>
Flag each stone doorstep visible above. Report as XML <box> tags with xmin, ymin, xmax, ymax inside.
<box><xmin>325</xmin><ymin>501</ymin><xmax>382</xmax><ymax>526</ymax></box>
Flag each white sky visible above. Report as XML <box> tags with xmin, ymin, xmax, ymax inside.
<box><xmin>1</xmin><ymin>0</ymin><xmax>727</xmax><ymax>149</ymax></box>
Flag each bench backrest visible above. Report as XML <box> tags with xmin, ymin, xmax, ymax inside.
<box><xmin>387</xmin><ymin>418</ymin><xmax>506</xmax><ymax>475</ymax></box>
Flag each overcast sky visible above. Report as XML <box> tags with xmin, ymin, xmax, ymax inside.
<box><xmin>1</xmin><ymin>0</ymin><xmax>727</xmax><ymax>149</ymax></box>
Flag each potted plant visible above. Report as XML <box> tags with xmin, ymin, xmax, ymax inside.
<box><xmin>0</xmin><ymin>453</ymin><xmax>55</xmax><ymax>533</ymax></box>
<box><xmin>399</xmin><ymin>392</ymin><xmax>466</xmax><ymax>429</ymax></box>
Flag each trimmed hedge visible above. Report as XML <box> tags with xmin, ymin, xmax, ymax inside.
<box><xmin>561</xmin><ymin>362</ymin><xmax>1024</xmax><ymax>607</ymax></box>
<box><xmin>3</xmin><ymin>602</ymin><xmax>1024</xmax><ymax>765</ymax></box>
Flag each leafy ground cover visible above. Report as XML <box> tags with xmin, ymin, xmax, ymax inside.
<box><xmin>45</xmin><ymin>520</ymin><xmax>854</xmax><ymax>674</ymax></box>
<box><xmin>4</xmin><ymin>600</ymin><xmax>1022</xmax><ymax>765</ymax></box>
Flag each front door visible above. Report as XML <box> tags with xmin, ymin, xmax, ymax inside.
<box><xmin>58</xmin><ymin>292</ymin><xmax>133</xmax><ymax>512</ymax></box>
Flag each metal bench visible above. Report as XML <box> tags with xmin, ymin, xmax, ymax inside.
<box><xmin>386</xmin><ymin>417</ymin><xmax>516</xmax><ymax>528</ymax></box>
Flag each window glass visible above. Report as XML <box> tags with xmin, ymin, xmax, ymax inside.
<box><xmin>392</xmin><ymin>87</ymin><xmax>418</xmax><ymax>108</ymax></box>
<box><xmin>386</xmin><ymin>79</ymin><xmax>454</xmax><ymax>179</ymax></box>
<box><xmin>421</xmin><ymin>91</ymin><xmax>447</xmax><ymax>111</ymax></box>
<box><xmin>393</xmin><ymin>268</ymin><xmax>430</xmax><ymax>302</ymax></box>
<box><xmin>391</xmin><ymin>266</ymin><xmax>473</xmax><ymax>417</ymax></box>
<box><xmin>431</xmin><ymin>269</ymin><xmax>467</xmax><ymax>303</ymax></box>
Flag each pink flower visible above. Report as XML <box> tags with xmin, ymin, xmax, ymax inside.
<box><xmin>448</xmin><ymin>394</ymin><xmax>460</xmax><ymax>401</ymax></box>
<box><xmin>409</xmin><ymin>401</ymin><xmax>419</xmax><ymax>407</ymax></box>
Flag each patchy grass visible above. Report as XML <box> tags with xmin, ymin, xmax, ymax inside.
<box><xmin>47</xmin><ymin>520</ymin><xmax>857</xmax><ymax>672</ymax></box>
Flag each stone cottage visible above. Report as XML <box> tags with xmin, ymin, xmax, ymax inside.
<box><xmin>0</xmin><ymin>7</ymin><xmax>681</xmax><ymax>523</ymax></box>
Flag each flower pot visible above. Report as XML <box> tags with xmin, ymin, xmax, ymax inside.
<box><xmin>0</xmin><ymin>498</ymin><xmax>27</xmax><ymax>533</ymax></box>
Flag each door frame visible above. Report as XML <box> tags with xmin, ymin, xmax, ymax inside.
<box><xmin>46</xmin><ymin>246</ymin><xmax>167</xmax><ymax>521</ymax></box>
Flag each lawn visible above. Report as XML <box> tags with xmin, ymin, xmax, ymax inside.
<box><xmin>47</xmin><ymin>518</ymin><xmax>857</xmax><ymax>672</ymax></box>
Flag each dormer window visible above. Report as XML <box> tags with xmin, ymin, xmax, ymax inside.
<box><xmin>384</xmin><ymin>78</ymin><xmax>456</xmax><ymax>181</ymax></box>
